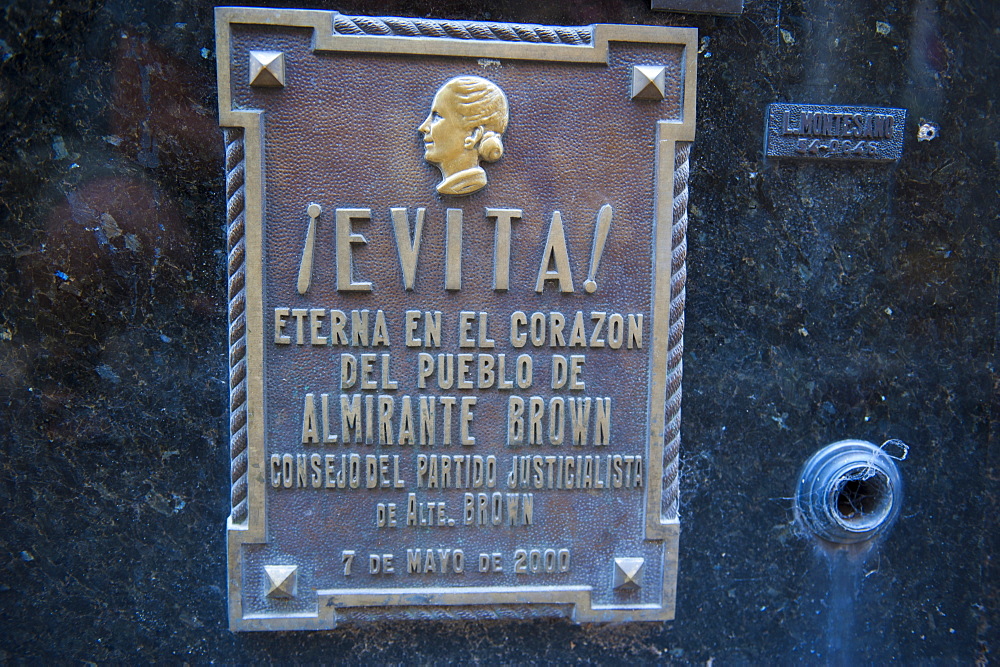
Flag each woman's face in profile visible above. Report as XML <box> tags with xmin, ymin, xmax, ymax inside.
<box><xmin>418</xmin><ymin>87</ymin><xmax>467</xmax><ymax>167</ymax></box>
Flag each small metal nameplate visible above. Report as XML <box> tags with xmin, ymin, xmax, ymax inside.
<box><xmin>652</xmin><ymin>0</ymin><xmax>744</xmax><ymax>15</ymax></box>
<box><xmin>217</xmin><ymin>7</ymin><xmax>696</xmax><ymax>631</ymax></box>
<box><xmin>765</xmin><ymin>103</ymin><xmax>906</xmax><ymax>162</ymax></box>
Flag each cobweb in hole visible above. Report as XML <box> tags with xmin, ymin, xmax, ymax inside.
<box><xmin>836</xmin><ymin>474</ymin><xmax>884</xmax><ymax>519</ymax></box>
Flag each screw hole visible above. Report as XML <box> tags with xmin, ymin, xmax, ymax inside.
<box><xmin>836</xmin><ymin>471</ymin><xmax>887</xmax><ymax>521</ymax></box>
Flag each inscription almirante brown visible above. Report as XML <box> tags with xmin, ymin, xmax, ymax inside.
<box><xmin>217</xmin><ymin>8</ymin><xmax>696</xmax><ymax>630</ymax></box>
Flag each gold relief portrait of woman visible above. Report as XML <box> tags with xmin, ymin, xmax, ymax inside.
<box><xmin>418</xmin><ymin>76</ymin><xmax>509</xmax><ymax>196</ymax></box>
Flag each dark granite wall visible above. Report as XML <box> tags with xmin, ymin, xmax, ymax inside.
<box><xmin>0</xmin><ymin>0</ymin><xmax>996</xmax><ymax>662</ymax></box>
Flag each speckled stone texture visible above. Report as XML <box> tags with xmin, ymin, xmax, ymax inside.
<box><xmin>0</xmin><ymin>0</ymin><xmax>996</xmax><ymax>662</ymax></box>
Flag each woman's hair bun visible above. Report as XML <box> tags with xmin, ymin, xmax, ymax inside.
<box><xmin>478</xmin><ymin>131</ymin><xmax>504</xmax><ymax>162</ymax></box>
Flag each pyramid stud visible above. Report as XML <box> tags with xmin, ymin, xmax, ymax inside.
<box><xmin>631</xmin><ymin>65</ymin><xmax>666</xmax><ymax>101</ymax></box>
<box><xmin>265</xmin><ymin>564</ymin><xmax>298</xmax><ymax>599</ymax></box>
<box><xmin>613</xmin><ymin>557</ymin><xmax>644</xmax><ymax>590</ymax></box>
<box><xmin>249</xmin><ymin>50</ymin><xmax>286</xmax><ymax>88</ymax></box>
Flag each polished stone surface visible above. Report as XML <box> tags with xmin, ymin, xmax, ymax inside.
<box><xmin>0</xmin><ymin>0</ymin><xmax>996</xmax><ymax>661</ymax></box>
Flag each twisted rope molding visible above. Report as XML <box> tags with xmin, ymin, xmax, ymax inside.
<box><xmin>333</xmin><ymin>13</ymin><xmax>592</xmax><ymax>45</ymax></box>
<box><xmin>662</xmin><ymin>141</ymin><xmax>690</xmax><ymax>520</ymax></box>
<box><xmin>225</xmin><ymin>128</ymin><xmax>249</xmax><ymax>523</ymax></box>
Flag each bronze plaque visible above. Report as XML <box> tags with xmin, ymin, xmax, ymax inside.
<box><xmin>217</xmin><ymin>8</ymin><xmax>696</xmax><ymax>630</ymax></box>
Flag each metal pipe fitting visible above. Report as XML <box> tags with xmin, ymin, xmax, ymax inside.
<box><xmin>795</xmin><ymin>439</ymin><xmax>903</xmax><ymax>545</ymax></box>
